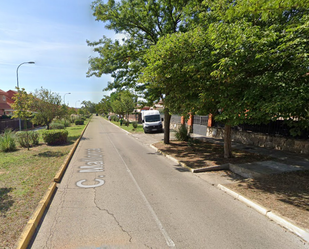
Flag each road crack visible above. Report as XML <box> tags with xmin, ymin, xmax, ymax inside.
<box><xmin>94</xmin><ymin>188</ymin><xmax>132</xmax><ymax>243</ymax></box>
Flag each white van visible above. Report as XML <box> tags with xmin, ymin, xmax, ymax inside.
<box><xmin>141</xmin><ymin>110</ymin><xmax>163</xmax><ymax>133</ymax></box>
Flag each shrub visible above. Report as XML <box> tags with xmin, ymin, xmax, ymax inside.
<box><xmin>16</xmin><ymin>131</ymin><xmax>40</xmax><ymax>148</ymax></box>
<box><xmin>70</xmin><ymin>115</ymin><xmax>77</xmax><ymax>123</ymax></box>
<box><xmin>0</xmin><ymin>129</ymin><xmax>16</xmax><ymax>152</ymax></box>
<box><xmin>29</xmin><ymin>131</ymin><xmax>39</xmax><ymax>146</ymax></box>
<box><xmin>50</xmin><ymin>122</ymin><xmax>65</xmax><ymax>130</ymax></box>
<box><xmin>124</xmin><ymin>120</ymin><xmax>130</xmax><ymax>126</ymax></box>
<box><xmin>111</xmin><ymin>115</ymin><xmax>119</xmax><ymax>122</ymax></box>
<box><xmin>42</xmin><ymin>129</ymin><xmax>68</xmax><ymax>145</ymax></box>
<box><xmin>132</xmin><ymin>121</ymin><xmax>138</xmax><ymax>129</ymax></box>
<box><xmin>61</xmin><ymin>119</ymin><xmax>71</xmax><ymax>127</ymax></box>
<box><xmin>75</xmin><ymin>120</ymin><xmax>84</xmax><ymax>125</ymax></box>
<box><xmin>175</xmin><ymin>124</ymin><xmax>190</xmax><ymax>141</ymax></box>
<box><xmin>16</xmin><ymin>131</ymin><xmax>30</xmax><ymax>148</ymax></box>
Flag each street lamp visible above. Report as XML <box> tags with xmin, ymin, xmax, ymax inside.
<box><xmin>16</xmin><ymin>61</ymin><xmax>35</xmax><ymax>131</ymax></box>
<box><xmin>63</xmin><ymin>92</ymin><xmax>71</xmax><ymax>105</ymax></box>
<box><xmin>75</xmin><ymin>100</ymin><xmax>80</xmax><ymax>108</ymax></box>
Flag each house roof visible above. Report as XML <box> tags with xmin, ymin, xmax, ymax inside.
<box><xmin>6</xmin><ymin>97</ymin><xmax>14</xmax><ymax>104</ymax></box>
<box><xmin>0</xmin><ymin>89</ymin><xmax>8</xmax><ymax>96</ymax></box>
<box><xmin>0</xmin><ymin>103</ymin><xmax>13</xmax><ymax>110</ymax></box>
<box><xmin>6</xmin><ymin>90</ymin><xmax>17</xmax><ymax>98</ymax></box>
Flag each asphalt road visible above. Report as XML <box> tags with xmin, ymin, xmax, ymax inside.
<box><xmin>30</xmin><ymin>116</ymin><xmax>309</xmax><ymax>249</ymax></box>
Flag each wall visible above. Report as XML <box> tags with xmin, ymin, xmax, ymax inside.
<box><xmin>205</xmin><ymin>127</ymin><xmax>309</xmax><ymax>155</ymax></box>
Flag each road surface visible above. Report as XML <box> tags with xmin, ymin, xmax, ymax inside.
<box><xmin>30</xmin><ymin>116</ymin><xmax>309</xmax><ymax>248</ymax></box>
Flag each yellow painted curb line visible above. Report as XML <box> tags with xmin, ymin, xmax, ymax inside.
<box><xmin>15</xmin><ymin>182</ymin><xmax>57</xmax><ymax>249</ymax></box>
<box><xmin>15</xmin><ymin>119</ymin><xmax>91</xmax><ymax>249</ymax></box>
<box><xmin>54</xmin><ymin>120</ymin><xmax>90</xmax><ymax>183</ymax></box>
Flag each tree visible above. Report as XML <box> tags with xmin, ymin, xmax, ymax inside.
<box><xmin>140</xmin><ymin>29</ymin><xmax>207</xmax><ymax>141</ymax></box>
<box><xmin>141</xmin><ymin>1</ymin><xmax>309</xmax><ymax>157</ymax></box>
<box><xmin>96</xmin><ymin>96</ymin><xmax>113</xmax><ymax>115</ymax></box>
<box><xmin>199</xmin><ymin>1</ymin><xmax>309</xmax><ymax>156</ymax></box>
<box><xmin>111</xmin><ymin>90</ymin><xmax>136</xmax><ymax>118</ymax></box>
<box><xmin>81</xmin><ymin>101</ymin><xmax>96</xmax><ymax>114</ymax></box>
<box><xmin>11</xmin><ymin>87</ymin><xmax>33</xmax><ymax>129</ymax></box>
<box><xmin>87</xmin><ymin>0</ymin><xmax>198</xmax><ymax>144</ymax></box>
<box><xmin>29</xmin><ymin>87</ymin><xmax>63</xmax><ymax>130</ymax></box>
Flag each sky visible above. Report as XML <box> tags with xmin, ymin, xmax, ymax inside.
<box><xmin>0</xmin><ymin>0</ymin><xmax>120</xmax><ymax>108</ymax></box>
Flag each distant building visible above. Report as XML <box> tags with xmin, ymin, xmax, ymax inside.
<box><xmin>0</xmin><ymin>89</ymin><xmax>16</xmax><ymax>116</ymax></box>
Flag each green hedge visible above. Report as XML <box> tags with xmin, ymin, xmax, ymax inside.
<box><xmin>42</xmin><ymin>129</ymin><xmax>68</xmax><ymax>145</ymax></box>
<box><xmin>75</xmin><ymin>120</ymin><xmax>84</xmax><ymax>125</ymax></box>
<box><xmin>50</xmin><ymin>122</ymin><xmax>65</xmax><ymax>130</ymax></box>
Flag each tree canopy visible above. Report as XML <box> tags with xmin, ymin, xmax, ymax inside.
<box><xmin>141</xmin><ymin>0</ymin><xmax>309</xmax><ymax>156</ymax></box>
<box><xmin>87</xmin><ymin>0</ymin><xmax>199</xmax><ymax>143</ymax></box>
<box><xmin>88</xmin><ymin>0</ymin><xmax>309</xmax><ymax>156</ymax></box>
<box><xmin>30</xmin><ymin>87</ymin><xmax>63</xmax><ymax>130</ymax></box>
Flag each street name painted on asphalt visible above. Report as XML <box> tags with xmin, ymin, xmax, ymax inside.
<box><xmin>76</xmin><ymin>148</ymin><xmax>105</xmax><ymax>188</ymax></box>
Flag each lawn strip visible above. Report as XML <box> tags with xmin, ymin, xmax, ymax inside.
<box><xmin>0</xmin><ymin>122</ymin><xmax>87</xmax><ymax>248</ymax></box>
<box><xmin>103</xmin><ymin>117</ymin><xmax>144</xmax><ymax>133</ymax></box>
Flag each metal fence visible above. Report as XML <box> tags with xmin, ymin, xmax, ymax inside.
<box><xmin>212</xmin><ymin>120</ymin><xmax>309</xmax><ymax>139</ymax></box>
<box><xmin>193</xmin><ymin>115</ymin><xmax>209</xmax><ymax>135</ymax></box>
<box><xmin>0</xmin><ymin>119</ymin><xmax>33</xmax><ymax>133</ymax></box>
<box><xmin>193</xmin><ymin>115</ymin><xmax>209</xmax><ymax>126</ymax></box>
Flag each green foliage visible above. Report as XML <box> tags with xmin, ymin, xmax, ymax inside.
<box><xmin>175</xmin><ymin>124</ymin><xmax>190</xmax><ymax>141</ymax></box>
<box><xmin>49</xmin><ymin>122</ymin><xmax>65</xmax><ymax>130</ymax></box>
<box><xmin>81</xmin><ymin>100</ymin><xmax>96</xmax><ymax>114</ymax></box>
<box><xmin>111</xmin><ymin>115</ymin><xmax>119</xmax><ymax>122</ymax></box>
<box><xmin>109</xmin><ymin>90</ymin><xmax>137</xmax><ymax>117</ymax></box>
<box><xmin>41</xmin><ymin>129</ymin><xmax>68</xmax><ymax>145</ymax></box>
<box><xmin>16</xmin><ymin>131</ymin><xmax>39</xmax><ymax>148</ymax></box>
<box><xmin>29</xmin><ymin>87</ymin><xmax>63</xmax><ymax>129</ymax></box>
<box><xmin>87</xmin><ymin>0</ymin><xmax>195</xmax><ymax>144</ymax></box>
<box><xmin>88</xmin><ymin>0</ymin><xmax>309</xmax><ymax>148</ymax></box>
<box><xmin>29</xmin><ymin>131</ymin><xmax>39</xmax><ymax>146</ymax></box>
<box><xmin>75</xmin><ymin>120</ymin><xmax>84</xmax><ymax>125</ymax></box>
<box><xmin>96</xmin><ymin>95</ymin><xmax>113</xmax><ymax>114</ymax></box>
<box><xmin>11</xmin><ymin>87</ymin><xmax>33</xmax><ymax>122</ymax></box>
<box><xmin>124</xmin><ymin>120</ymin><xmax>130</xmax><ymax>127</ymax></box>
<box><xmin>132</xmin><ymin>121</ymin><xmax>138</xmax><ymax>129</ymax></box>
<box><xmin>0</xmin><ymin>129</ymin><xmax>17</xmax><ymax>152</ymax></box>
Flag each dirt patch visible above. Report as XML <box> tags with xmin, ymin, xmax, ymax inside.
<box><xmin>153</xmin><ymin>140</ymin><xmax>271</xmax><ymax>168</ymax></box>
<box><xmin>227</xmin><ymin>171</ymin><xmax>309</xmax><ymax>231</ymax></box>
<box><xmin>153</xmin><ymin>140</ymin><xmax>309</xmax><ymax>232</ymax></box>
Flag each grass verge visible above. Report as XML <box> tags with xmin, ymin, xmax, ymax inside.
<box><xmin>0</xmin><ymin>121</ymin><xmax>88</xmax><ymax>248</ymax></box>
<box><xmin>108</xmin><ymin>119</ymin><xmax>144</xmax><ymax>133</ymax></box>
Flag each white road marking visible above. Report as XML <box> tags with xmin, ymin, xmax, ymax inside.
<box><xmin>108</xmin><ymin>136</ymin><xmax>176</xmax><ymax>247</ymax></box>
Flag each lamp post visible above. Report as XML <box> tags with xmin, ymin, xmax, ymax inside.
<box><xmin>63</xmin><ymin>92</ymin><xmax>71</xmax><ymax>106</ymax></box>
<box><xmin>75</xmin><ymin>100</ymin><xmax>80</xmax><ymax>108</ymax></box>
<box><xmin>16</xmin><ymin>61</ymin><xmax>35</xmax><ymax>131</ymax></box>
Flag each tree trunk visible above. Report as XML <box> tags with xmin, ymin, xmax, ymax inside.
<box><xmin>224</xmin><ymin>124</ymin><xmax>233</xmax><ymax>158</ymax></box>
<box><xmin>163</xmin><ymin>108</ymin><xmax>171</xmax><ymax>144</ymax></box>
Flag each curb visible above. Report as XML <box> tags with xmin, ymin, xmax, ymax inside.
<box><xmin>54</xmin><ymin>120</ymin><xmax>90</xmax><ymax>182</ymax></box>
<box><xmin>150</xmin><ymin>144</ymin><xmax>229</xmax><ymax>173</ymax></box>
<box><xmin>15</xmin><ymin>182</ymin><xmax>57</xmax><ymax>249</ymax></box>
<box><xmin>218</xmin><ymin>184</ymin><xmax>309</xmax><ymax>243</ymax></box>
<box><xmin>15</xmin><ymin>120</ymin><xmax>90</xmax><ymax>249</ymax></box>
<box><xmin>150</xmin><ymin>144</ymin><xmax>193</xmax><ymax>172</ymax></box>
